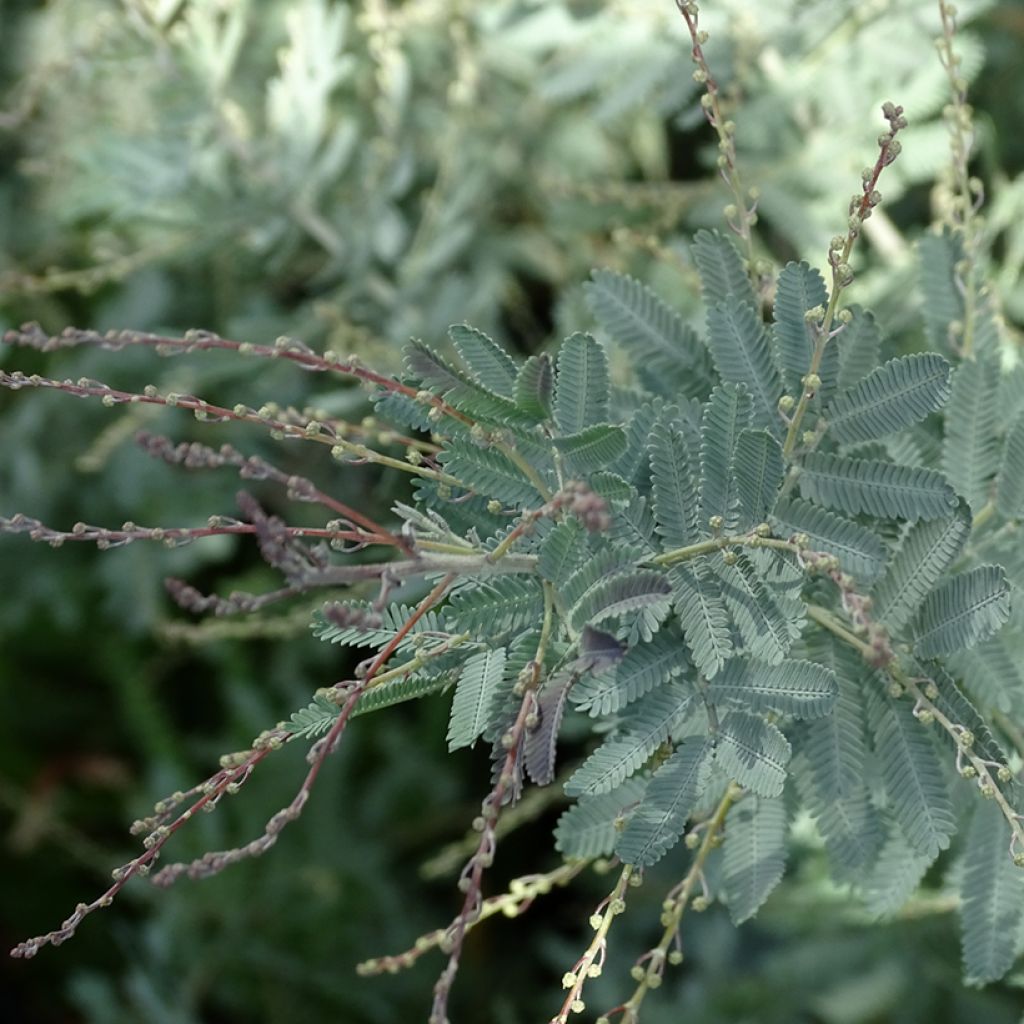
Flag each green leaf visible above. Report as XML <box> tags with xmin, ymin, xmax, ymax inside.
<box><xmin>949</xmin><ymin>637</ymin><xmax>1024</xmax><ymax>716</ymax></box>
<box><xmin>554</xmin><ymin>779</ymin><xmax>648</xmax><ymax>859</ymax></box>
<box><xmin>404</xmin><ymin>338</ymin><xmax>534</xmax><ymax>426</ymax></box>
<box><xmin>868</xmin><ymin>691</ymin><xmax>956</xmax><ymax>858</ymax></box>
<box><xmin>919</xmin><ymin>230</ymin><xmax>964</xmax><ymax>349</ymax></box>
<box><xmin>799</xmin><ymin>452</ymin><xmax>957</xmax><ymax>521</ymax></box>
<box><xmin>996</xmin><ymin>412</ymin><xmax>1024</xmax><ymax>518</ymax></box>
<box><xmin>912</xmin><ymin>565</ymin><xmax>1012</xmax><ymax>658</ymax></box>
<box><xmin>721</xmin><ymin>795</ymin><xmax>788</xmax><ymax>923</ymax></box>
<box><xmin>836</xmin><ymin>306</ymin><xmax>882</xmax><ymax>392</ymax></box>
<box><xmin>715</xmin><ymin>711</ymin><xmax>791</xmax><ymax>798</ymax></box>
<box><xmin>709</xmin><ymin>658</ymin><xmax>836</xmax><ymax>719</ymax></box>
<box><xmin>713</xmin><ymin>554</ymin><xmax>800</xmax><ymax>665</ymax></box>
<box><xmin>872</xmin><ymin>505</ymin><xmax>970</xmax><ymax>631</ymax></box>
<box><xmin>706</xmin><ymin>301</ymin><xmax>783</xmax><ymax>433</ymax></box>
<box><xmin>692</xmin><ymin>229</ymin><xmax>757</xmax><ymax>310</ymax></box>
<box><xmin>670</xmin><ymin>563</ymin><xmax>735</xmax><ymax>678</ymax></box>
<box><xmin>648</xmin><ymin>417</ymin><xmax>701</xmax><ymax>549</ymax></box>
<box><xmin>943</xmin><ymin>347</ymin><xmax>1001</xmax><ymax>511</ymax></box>
<box><xmin>440</xmin><ymin>437</ymin><xmax>547</xmax><ymax>506</ymax></box>
<box><xmin>772</xmin><ymin>260</ymin><xmax>829</xmax><ymax>398</ymax></box>
<box><xmin>960</xmin><ymin>801</ymin><xmax>1024</xmax><ymax>984</ymax></box>
<box><xmin>552</xmin><ymin>423</ymin><xmax>627</xmax><ymax>473</ymax></box>
<box><xmin>447</xmin><ymin>648</ymin><xmax>508</xmax><ymax>751</ymax></box>
<box><xmin>565</xmin><ymin>682</ymin><xmax>693</xmax><ymax>796</ymax></box>
<box><xmin>537</xmin><ymin>520</ymin><xmax>588</xmax><ymax>587</ymax></box>
<box><xmin>772</xmin><ymin>496</ymin><xmax>887</xmax><ymax>582</ymax></box>
<box><xmin>699</xmin><ymin>382</ymin><xmax>753</xmax><ymax>530</ymax></box>
<box><xmin>448</xmin><ymin>323</ymin><xmax>518</xmax><ymax>398</ymax></box>
<box><xmin>555</xmin><ymin>332</ymin><xmax>609</xmax><ymax>434</ymax></box>
<box><xmin>571</xmin><ymin>629</ymin><xmax>692</xmax><ymax>718</ymax></box>
<box><xmin>448</xmin><ymin>577</ymin><xmax>546</xmax><ymax>636</ymax></box>
<box><xmin>733</xmin><ymin>429</ymin><xmax>785</xmax><ymax>529</ymax></box>
<box><xmin>825</xmin><ymin>353</ymin><xmax>953</xmax><ymax>444</ymax></box>
<box><xmin>584</xmin><ymin>268</ymin><xmax>710</xmax><ymax>396</ymax></box>
<box><xmin>616</xmin><ymin>737</ymin><xmax>714</xmax><ymax>867</ymax></box>
<box><xmin>569</xmin><ymin>569</ymin><xmax>672</xmax><ymax>632</ymax></box>
<box><xmin>353</xmin><ymin>673</ymin><xmax>451</xmax><ymax>718</ymax></box>
<box><xmin>859</xmin><ymin>825</ymin><xmax>936</xmax><ymax>918</ymax></box>
<box><xmin>515</xmin><ymin>353</ymin><xmax>554</xmax><ymax>419</ymax></box>
<box><xmin>287</xmin><ymin>693</ymin><xmax>343</xmax><ymax>739</ymax></box>
<box><xmin>794</xmin><ymin>632</ymin><xmax>882</xmax><ymax>872</ymax></box>
<box><xmin>562</xmin><ymin>546</ymin><xmax>638</xmax><ymax>610</ymax></box>
<box><xmin>312</xmin><ymin>602</ymin><xmax>449</xmax><ymax>653</ymax></box>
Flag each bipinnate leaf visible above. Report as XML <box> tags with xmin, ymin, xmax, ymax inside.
<box><xmin>943</xmin><ymin>346</ymin><xmax>1001</xmax><ymax>512</ymax></box>
<box><xmin>714</xmin><ymin>553</ymin><xmax>800</xmax><ymax>665</ymax></box>
<box><xmin>692</xmin><ymin>229</ymin><xmax>757</xmax><ymax>310</ymax></box>
<box><xmin>960</xmin><ymin>801</ymin><xmax>1024</xmax><ymax>984</ymax></box>
<box><xmin>648</xmin><ymin>417</ymin><xmax>700</xmax><ymax>549</ymax></box>
<box><xmin>552</xmin><ymin>424</ymin><xmax>627</xmax><ymax>473</ymax></box>
<box><xmin>554</xmin><ymin>779</ymin><xmax>647</xmax><ymax>859</ymax></box>
<box><xmin>515</xmin><ymin>353</ymin><xmax>554</xmax><ymax>419</ymax></box>
<box><xmin>721</xmin><ymin>795</ymin><xmax>788</xmax><ymax>923</ymax></box>
<box><xmin>772</xmin><ymin>260</ymin><xmax>829</xmax><ymax>397</ymax></box>
<box><xmin>449</xmin><ymin>323</ymin><xmax>517</xmax><ymax>398</ymax></box>
<box><xmin>868</xmin><ymin>692</ymin><xmax>956</xmax><ymax>859</ymax></box>
<box><xmin>448</xmin><ymin>577</ymin><xmax>546</xmax><ymax>636</ymax></box>
<box><xmin>733</xmin><ymin>429</ymin><xmax>785</xmax><ymax>529</ymax></box>
<box><xmin>836</xmin><ymin>306</ymin><xmax>882</xmax><ymax>392</ymax></box>
<box><xmin>448</xmin><ymin>648</ymin><xmax>508</xmax><ymax>751</ymax></box>
<box><xmin>537</xmin><ymin>519</ymin><xmax>588</xmax><ymax>587</ymax></box>
<box><xmin>571</xmin><ymin>629</ymin><xmax>691</xmax><ymax>718</ymax></box>
<box><xmin>996</xmin><ymin>412</ymin><xmax>1024</xmax><ymax>519</ymax></box>
<box><xmin>554</xmin><ymin>332</ymin><xmax>609</xmax><ymax>434</ymax></box>
<box><xmin>709</xmin><ymin>658</ymin><xmax>837</xmax><ymax>719</ymax></box>
<box><xmin>569</xmin><ymin>569</ymin><xmax>672</xmax><ymax>632</ymax></box>
<box><xmin>919</xmin><ymin>230</ymin><xmax>965</xmax><ymax>350</ymax></box>
<box><xmin>565</xmin><ymin>682</ymin><xmax>693</xmax><ymax>797</ymax></box>
<box><xmin>872</xmin><ymin>505</ymin><xmax>970</xmax><ymax>630</ymax></box>
<box><xmin>584</xmin><ymin>269</ymin><xmax>710</xmax><ymax>395</ymax></box>
<box><xmin>824</xmin><ymin>353</ymin><xmax>952</xmax><ymax>444</ymax></box>
<box><xmin>715</xmin><ymin>711</ymin><xmax>791</xmax><ymax>798</ymax></box>
<box><xmin>524</xmin><ymin>670</ymin><xmax>574</xmax><ymax>785</ymax></box>
<box><xmin>441</xmin><ymin>437</ymin><xmax>546</xmax><ymax>505</ymax></box>
<box><xmin>799</xmin><ymin>452</ymin><xmax>957</xmax><ymax>521</ymax></box>
<box><xmin>670</xmin><ymin>563</ymin><xmax>735</xmax><ymax>678</ymax></box>
<box><xmin>772</xmin><ymin>496</ymin><xmax>887</xmax><ymax>582</ymax></box>
<box><xmin>912</xmin><ymin>565</ymin><xmax>1011</xmax><ymax>658</ymax></box>
<box><xmin>699</xmin><ymin>382</ymin><xmax>753</xmax><ymax>530</ymax></box>
<box><xmin>615</xmin><ymin>737</ymin><xmax>714</xmax><ymax>867</ymax></box>
<box><xmin>706</xmin><ymin>301</ymin><xmax>783</xmax><ymax>433</ymax></box>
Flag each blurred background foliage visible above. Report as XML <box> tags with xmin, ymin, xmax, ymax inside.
<box><xmin>2</xmin><ymin>0</ymin><xmax>1023</xmax><ymax>1021</ymax></box>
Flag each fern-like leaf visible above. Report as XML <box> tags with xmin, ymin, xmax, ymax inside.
<box><xmin>772</xmin><ymin>260</ymin><xmax>829</xmax><ymax>398</ymax></box>
<box><xmin>515</xmin><ymin>353</ymin><xmax>554</xmax><ymax>419</ymax></box>
<box><xmin>648</xmin><ymin>417</ymin><xmax>700</xmax><ymax>548</ymax></box>
<box><xmin>858</xmin><ymin>824</ymin><xmax>936</xmax><ymax>918</ymax></box>
<box><xmin>715</xmin><ymin>711</ymin><xmax>791</xmax><ymax>798</ymax></box>
<box><xmin>960</xmin><ymin>801</ymin><xmax>1024</xmax><ymax>984</ymax></box>
<box><xmin>942</xmin><ymin>346</ymin><xmax>1001</xmax><ymax>511</ymax></box>
<box><xmin>771</xmin><ymin>496</ymin><xmax>887</xmax><ymax>582</ymax></box>
<box><xmin>448</xmin><ymin>577</ymin><xmax>546</xmax><ymax>636</ymax></box>
<box><xmin>912</xmin><ymin>565</ymin><xmax>1012</xmax><ymax>658</ymax></box>
<box><xmin>699</xmin><ymin>382</ymin><xmax>753</xmax><ymax>530</ymax></box>
<box><xmin>564</xmin><ymin>682</ymin><xmax>693</xmax><ymax>797</ymax></box>
<box><xmin>537</xmin><ymin>519</ymin><xmax>588</xmax><ymax>587</ymax></box>
<box><xmin>872</xmin><ymin>505</ymin><xmax>970</xmax><ymax>630</ymax></box>
<box><xmin>868</xmin><ymin>691</ymin><xmax>956</xmax><ymax>858</ymax></box>
<box><xmin>554</xmin><ymin>332</ymin><xmax>609</xmax><ymax>434</ymax></box>
<box><xmin>733</xmin><ymin>429</ymin><xmax>785</xmax><ymax>529</ymax></box>
<box><xmin>721</xmin><ymin>795</ymin><xmax>788</xmax><ymax>923</ymax></box>
<box><xmin>441</xmin><ymin>437</ymin><xmax>546</xmax><ymax>505</ymax></box>
<box><xmin>449</xmin><ymin>323</ymin><xmax>518</xmax><ymax>398</ymax></box>
<box><xmin>836</xmin><ymin>306</ymin><xmax>882</xmax><ymax>392</ymax></box>
<box><xmin>996</xmin><ymin>412</ymin><xmax>1024</xmax><ymax>519</ymax></box>
<box><xmin>552</xmin><ymin>424</ymin><xmax>627</xmax><ymax>473</ymax></box>
<box><xmin>692</xmin><ymin>229</ymin><xmax>757</xmax><ymax>310</ymax></box>
<box><xmin>569</xmin><ymin>569</ymin><xmax>672</xmax><ymax>632</ymax></box>
<box><xmin>709</xmin><ymin>657</ymin><xmax>837</xmax><ymax>719</ymax></box>
<box><xmin>713</xmin><ymin>554</ymin><xmax>799</xmax><ymax>665</ymax></box>
<box><xmin>706</xmin><ymin>301</ymin><xmax>783</xmax><ymax>433</ymax></box>
<box><xmin>584</xmin><ymin>269</ymin><xmax>710</xmax><ymax>395</ymax></box>
<box><xmin>670</xmin><ymin>563</ymin><xmax>735</xmax><ymax>678</ymax></box>
<box><xmin>571</xmin><ymin>629</ymin><xmax>692</xmax><ymax>718</ymax></box>
<box><xmin>799</xmin><ymin>453</ymin><xmax>957</xmax><ymax>521</ymax></box>
<box><xmin>918</xmin><ymin>230</ymin><xmax>965</xmax><ymax>350</ymax></box>
<box><xmin>353</xmin><ymin>673</ymin><xmax>452</xmax><ymax>718</ymax></box>
<box><xmin>554</xmin><ymin>779</ymin><xmax>647</xmax><ymax>859</ymax></box>
<box><xmin>615</xmin><ymin>737</ymin><xmax>714</xmax><ymax>867</ymax></box>
<box><xmin>447</xmin><ymin>648</ymin><xmax>507</xmax><ymax>751</ymax></box>
<box><xmin>824</xmin><ymin>353</ymin><xmax>952</xmax><ymax>444</ymax></box>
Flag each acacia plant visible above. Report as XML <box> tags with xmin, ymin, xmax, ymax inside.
<box><xmin>4</xmin><ymin>2</ymin><xmax>1024</xmax><ymax>1021</ymax></box>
